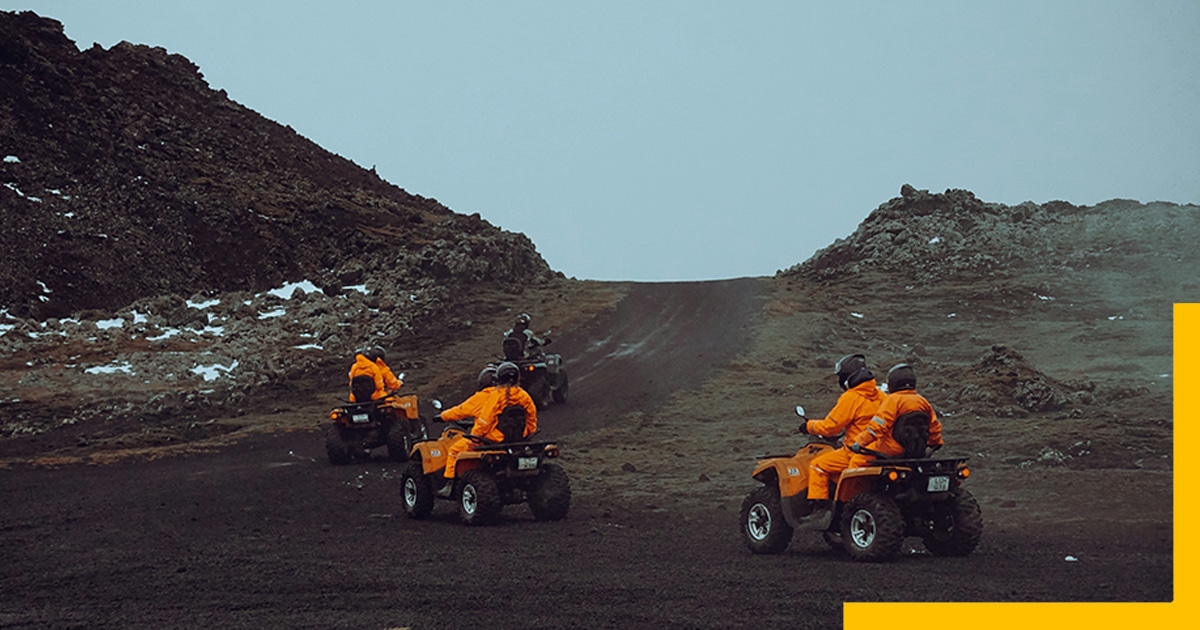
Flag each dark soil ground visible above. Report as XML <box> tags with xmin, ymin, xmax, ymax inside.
<box><xmin>0</xmin><ymin>278</ymin><xmax>1176</xmax><ymax>629</ymax></box>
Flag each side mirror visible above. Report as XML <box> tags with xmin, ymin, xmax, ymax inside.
<box><xmin>432</xmin><ymin>399</ymin><xmax>443</xmax><ymax>410</ymax></box>
<box><xmin>794</xmin><ymin>405</ymin><xmax>806</xmax><ymax>418</ymax></box>
<box><xmin>397</xmin><ymin>372</ymin><xmax>406</xmax><ymax>381</ymax></box>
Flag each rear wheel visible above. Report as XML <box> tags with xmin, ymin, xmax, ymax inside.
<box><xmin>458</xmin><ymin>470</ymin><xmax>502</xmax><ymax>526</ymax></box>
<box><xmin>551</xmin><ymin>369</ymin><xmax>569</xmax><ymax>404</ymax></box>
<box><xmin>922</xmin><ymin>489</ymin><xmax>983</xmax><ymax>556</ymax></box>
<box><xmin>385</xmin><ymin>420</ymin><xmax>412</xmax><ymax>462</ymax></box>
<box><xmin>324</xmin><ymin>424</ymin><xmax>353</xmax><ymax>465</ymax></box>
<box><xmin>841</xmin><ymin>491</ymin><xmax>904</xmax><ymax>562</ymax></box>
<box><xmin>528</xmin><ymin>463</ymin><xmax>572</xmax><ymax>521</ymax></box>
<box><xmin>400</xmin><ymin>462</ymin><xmax>434</xmax><ymax>519</ymax></box>
<box><xmin>523</xmin><ymin>371</ymin><xmax>552</xmax><ymax>409</ymax></box>
<box><xmin>740</xmin><ymin>485</ymin><xmax>794</xmax><ymax>554</ymax></box>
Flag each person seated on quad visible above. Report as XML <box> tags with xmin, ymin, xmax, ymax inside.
<box><xmin>846</xmin><ymin>363</ymin><xmax>944</xmax><ymax>468</ymax></box>
<box><xmin>434</xmin><ymin>361</ymin><xmax>538</xmax><ymax>497</ymax></box>
<box><xmin>435</xmin><ymin>366</ymin><xmax>500</xmax><ymax>421</ymax></box>
<box><xmin>503</xmin><ymin>312</ymin><xmax>545</xmax><ymax>360</ymax></box>
<box><xmin>347</xmin><ymin>346</ymin><xmax>403</xmax><ymax>402</ymax></box>
<box><xmin>798</xmin><ymin>353</ymin><xmax>886</xmax><ymax>513</ymax></box>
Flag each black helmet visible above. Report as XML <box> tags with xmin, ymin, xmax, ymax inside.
<box><xmin>363</xmin><ymin>345</ymin><xmax>385</xmax><ymax>362</ymax></box>
<box><xmin>496</xmin><ymin>361</ymin><xmax>520</xmax><ymax>385</ymax></box>
<box><xmin>834</xmin><ymin>354</ymin><xmax>868</xmax><ymax>390</ymax></box>
<box><xmin>477</xmin><ymin>366</ymin><xmax>498</xmax><ymax>390</ymax></box>
<box><xmin>887</xmin><ymin>363</ymin><xmax>917</xmax><ymax>392</ymax></box>
<box><xmin>515</xmin><ymin>313</ymin><xmax>531</xmax><ymax>328</ymax></box>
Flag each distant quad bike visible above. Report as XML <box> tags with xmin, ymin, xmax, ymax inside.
<box><xmin>500</xmin><ymin>331</ymin><xmax>568</xmax><ymax>409</ymax></box>
<box><xmin>740</xmin><ymin>406</ymin><xmax>982</xmax><ymax>561</ymax></box>
<box><xmin>399</xmin><ymin>414</ymin><xmax>571</xmax><ymax>526</ymax></box>
<box><xmin>324</xmin><ymin>386</ymin><xmax>426</xmax><ymax>465</ymax></box>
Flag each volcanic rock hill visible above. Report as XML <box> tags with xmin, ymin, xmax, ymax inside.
<box><xmin>1</xmin><ymin>10</ymin><xmax>555</xmax><ymax>322</ymax></box>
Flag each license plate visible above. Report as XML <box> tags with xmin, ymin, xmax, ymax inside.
<box><xmin>351</xmin><ymin>413</ymin><xmax>370</xmax><ymax>424</ymax></box>
<box><xmin>927</xmin><ymin>476</ymin><xmax>950</xmax><ymax>492</ymax></box>
<box><xmin>517</xmin><ymin>457</ymin><xmax>539</xmax><ymax>470</ymax></box>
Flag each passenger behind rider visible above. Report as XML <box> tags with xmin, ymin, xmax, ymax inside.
<box><xmin>846</xmin><ymin>363</ymin><xmax>944</xmax><ymax>467</ymax></box>
<box><xmin>348</xmin><ymin>345</ymin><xmax>402</xmax><ymax>402</ymax></box>
<box><xmin>798</xmin><ymin>354</ymin><xmax>886</xmax><ymax>513</ymax></box>
<box><xmin>434</xmin><ymin>362</ymin><xmax>538</xmax><ymax>497</ymax></box>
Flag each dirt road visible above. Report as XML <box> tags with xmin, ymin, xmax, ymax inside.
<box><xmin>0</xmin><ymin>279</ymin><xmax>1173</xmax><ymax>629</ymax></box>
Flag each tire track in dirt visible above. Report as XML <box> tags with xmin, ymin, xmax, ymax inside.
<box><xmin>539</xmin><ymin>278</ymin><xmax>770</xmax><ymax>436</ymax></box>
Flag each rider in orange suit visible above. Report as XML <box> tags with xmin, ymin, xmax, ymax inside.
<box><xmin>847</xmin><ymin>363</ymin><xmax>943</xmax><ymax>467</ymax></box>
<box><xmin>348</xmin><ymin>346</ymin><xmax>403</xmax><ymax>403</ymax></box>
<box><xmin>348</xmin><ymin>352</ymin><xmax>388</xmax><ymax>402</ymax></box>
<box><xmin>436</xmin><ymin>363</ymin><xmax>537</xmax><ymax>496</ymax></box>
<box><xmin>800</xmin><ymin>354</ymin><xmax>885</xmax><ymax>506</ymax></box>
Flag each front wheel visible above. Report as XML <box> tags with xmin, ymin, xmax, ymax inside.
<box><xmin>458</xmin><ymin>470</ymin><xmax>502</xmax><ymax>526</ymax></box>
<box><xmin>740</xmin><ymin>485</ymin><xmax>794</xmax><ymax>554</ymax></box>
<box><xmin>841</xmin><ymin>491</ymin><xmax>904</xmax><ymax>562</ymax></box>
<box><xmin>400</xmin><ymin>462</ymin><xmax>434</xmax><ymax>519</ymax></box>
<box><xmin>922</xmin><ymin>489</ymin><xmax>983</xmax><ymax>556</ymax></box>
<box><xmin>528</xmin><ymin>463</ymin><xmax>572</xmax><ymax>521</ymax></box>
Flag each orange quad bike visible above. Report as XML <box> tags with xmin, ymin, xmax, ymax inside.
<box><xmin>398</xmin><ymin>408</ymin><xmax>570</xmax><ymax>526</ymax></box>
<box><xmin>740</xmin><ymin>406</ymin><xmax>982</xmax><ymax>561</ymax></box>
<box><xmin>324</xmin><ymin>390</ymin><xmax>425</xmax><ymax>465</ymax></box>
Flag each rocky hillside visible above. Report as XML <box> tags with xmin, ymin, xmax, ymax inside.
<box><xmin>1</xmin><ymin>10</ymin><xmax>573</xmax><ymax>458</ymax></box>
<box><xmin>1</xmin><ymin>10</ymin><xmax>556</xmax><ymax>322</ymax></box>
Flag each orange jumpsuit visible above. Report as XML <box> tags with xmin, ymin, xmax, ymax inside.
<box><xmin>847</xmin><ymin>389</ymin><xmax>943</xmax><ymax>468</ymax></box>
<box><xmin>375</xmin><ymin>358</ymin><xmax>403</xmax><ymax>392</ymax></box>
<box><xmin>348</xmin><ymin>354</ymin><xmax>388</xmax><ymax>402</ymax></box>
<box><xmin>441</xmin><ymin>385</ymin><xmax>538</xmax><ymax>478</ymax></box>
<box><xmin>805</xmin><ymin>379</ymin><xmax>885</xmax><ymax>501</ymax></box>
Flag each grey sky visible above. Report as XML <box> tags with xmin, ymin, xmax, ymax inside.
<box><xmin>10</xmin><ymin>1</ymin><xmax>1200</xmax><ymax>281</ymax></box>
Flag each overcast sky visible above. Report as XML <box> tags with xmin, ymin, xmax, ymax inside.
<box><xmin>11</xmin><ymin>1</ymin><xmax>1200</xmax><ymax>281</ymax></box>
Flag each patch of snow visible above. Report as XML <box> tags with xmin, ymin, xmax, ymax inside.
<box><xmin>199</xmin><ymin>325</ymin><xmax>225</xmax><ymax>336</ymax></box>
<box><xmin>187</xmin><ymin>298</ymin><xmax>220</xmax><ymax>309</ymax></box>
<box><xmin>345</xmin><ymin>284</ymin><xmax>369</xmax><ymax>294</ymax></box>
<box><xmin>258</xmin><ymin>308</ymin><xmax>287</xmax><ymax>320</ymax></box>
<box><xmin>1108</xmin><ymin>315</ymin><xmax>1124</xmax><ymax>321</ymax></box>
<box><xmin>96</xmin><ymin>318</ymin><xmax>124</xmax><ymax>330</ymax></box>
<box><xmin>132</xmin><ymin>310</ymin><xmax>148</xmax><ymax>324</ymax></box>
<box><xmin>191</xmin><ymin>360</ymin><xmax>239</xmax><ymax>381</ymax></box>
<box><xmin>929</xmin><ymin>236</ymin><xmax>941</xmax><ymax>244</ymax></box>
<box><xmin>1034</xmin><ymin>293</ymin><xmax>1055</xmax><ymax>301</ymax></box>
<box><xmin>266</xmin><ymin>280</ymin><xmax>321</xmax><ymax>300</ymax></box>
<box><xmin>84</xmin><ymin>362</ymin><xmax>135</xmax><ymax>375</ymax></box>
<box><xmin>947</xmin><ymin>313</ymin><xmax>957</xmax><ymax>318</ymax></box>
<box><xmin>850</xmin><ymin>312</ymin><xmax>864</xmax><ymax>319</ymax></box>
<box><xmin>147</xmin><ymin>329</ymin><xmax>182</xmax><ymax>341</ymax></box>
<box><xmin>3</xmin><ymin>155</ymin><xmax>19</xmax><ymax>163</ymax></box>
<box><xmin>293</xmin><ymin>343</ymin><xmax>323</xmax><ymax>350</ymax></box>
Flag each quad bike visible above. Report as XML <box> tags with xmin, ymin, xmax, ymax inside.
<box><xmin>499</xmin><ymin>331</ymin><xmax>568</xmax><ymax>409</ymax></box>
<box><xmin>739</xmin><ymin>405</ymin><xmax>982</xmax><ymax>561</ymax></box>
<box><xmin>324</xmin><ymin>392</ymin><xmax>427</xmax><ymax>465</ymax></box>
<box><xmin>398</xmin><ymin>409</ymin><xmax>571</xmax><ymax>526</ymax></box>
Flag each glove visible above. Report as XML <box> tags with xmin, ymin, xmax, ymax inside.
<box><xmin>848</xmin><ymin>442</ymin><xmax>863</xmax><ymax>454</ymax></box>
<box><xmin>795</xmin><ymin>422</ymin><xmax>809</xmax><ymax>435</ymax></box>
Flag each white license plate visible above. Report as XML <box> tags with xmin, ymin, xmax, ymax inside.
<box><xmin>517</xmin><ymin>457</ymin><xmax>539</xmax><ymax>470</ymax></box>
<box><xmin>927</xmin><ymin>476</ymin><xmax>950</xmax><ymax>492</ymax></box>
<box><xmin>351</xmin><ymin>413</ymin><xmax>370</xmax><ymax>424</ymax></box>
